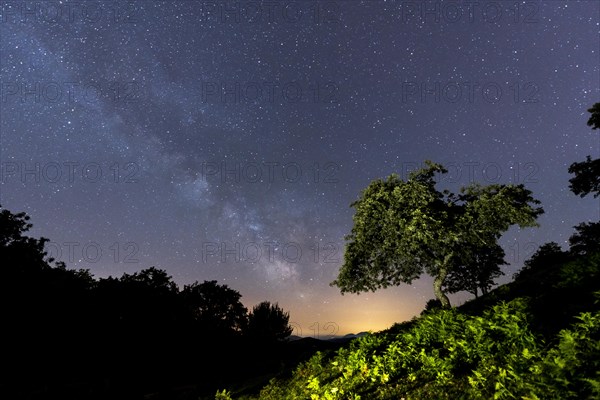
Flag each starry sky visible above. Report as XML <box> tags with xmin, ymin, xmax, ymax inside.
<box><xmin>1</xmin><ymin>0</ymin><xmax>599</xmax><ymax>336</ymax></box>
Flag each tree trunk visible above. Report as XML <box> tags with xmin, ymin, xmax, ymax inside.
<box><xmin>433</xmin><ymin>265</ymin><xmax>451</xmax><ymax>309</ymax></box>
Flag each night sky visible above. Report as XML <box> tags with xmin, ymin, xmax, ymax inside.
<box><xmin>1</xmin><ymin>0</ymin><xmax>598</xmax><ymax>336</ymax></box>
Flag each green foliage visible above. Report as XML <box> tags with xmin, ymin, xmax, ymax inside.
<box><xmin>244</xmin><ymin>218</ymin><xmax>600</xmax><ymax>400</ymax></box>
<box><xmin>444</xmin><ymin>242</ymin><xmax>506</xmax><ymax>298</ymax></box>
<box><xmin>246</xmin><ymin>299</ymin><xmax>600</xmax><ymax>400</ymax></box>
<box><xmin>527</xmin><ymin>306</ymin><xmax>600</xmax><ymax>399</ymax></box>
<box><xmin>215</xmin><ymin>389</ymin><xmax>234</xmax><ymax>399</ymax></box>
<box><xmin>332</xmin><ymin>161</ymin><xmax>543</xmax><ymax>308</ymax></box>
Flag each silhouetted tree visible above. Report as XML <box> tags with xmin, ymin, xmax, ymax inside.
<box><xmin>568</xmin><ymin>156</ymin><xmax>600</xmax><ymax>198</ymax></box>
<box><xmin>246</xmin><ymin>301</ymin><xmax>293</xmax><ymax>342</ymax></box>
<box><xmin>514</xmin><ymin>242</ymin><xmax>570</xmax><ymax>284</ymax></box>
<box><xmin>0</xmin><ymin>205</ymin><xmax>33</xmax><ymax>246</ymax></box>
<box><xmin>0</xmin><ymin>206</ymin><xmax>102</xmax><ymax>390</ymax></box>
<box><xmin>569</xmin><ymin>221</ymin><xmax>600</xmax><ymax>256</ymax></box>
<box><xmin>568</xmin><ymin>102</ymin><xmax>600</xmax><ymax>198</ymax></box>
<box><xmin>444</xmin><ymin>242</ymin><xmax>506</xmax><ymax>298</ymax></box>
<box><xmin>587</xmin><ymin>102</ymin><xmax>600</xmax><ymax>129</ymax></box>
<box><xmin>525</xmin><ymin>242</ymin><xmax>567</xmax><ymax>270</ymax></box>
<box><xmin>332</xmin><ymin>161</ymin><xmax>543</xmax><ymax>308</ymax></box>
<box><xmin>420</xmin><ymin>298</ymin><xmax>442</xmax><ymax>315</ymax></box>
<box><xmin>0</xmin><ymin>205</ymin><xmax>50</xmax><ymax>272</ymax></box>
<box><xmin>120</xmin><ymin>266</ymin><xmax>178</xmax><ymax>293</ymax></box>
<box><xmin>180</xmin><ymin>280</ymin><xmax>247</xmax><ymax>334</ymax></box>
<box><xmin>0</xmin><ymin>205</ymin><xmax>312</xmax><ymax>398</ymax></box>
<box><xmin>111</xmin><ymin>267</ymin><xmax>180</xmax><ymax>327</ymax></box>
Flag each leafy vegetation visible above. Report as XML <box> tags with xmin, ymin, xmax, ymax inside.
<box><xmin>331</xmin><ymin>161</ymin><xmax>543</xmax><ymax>308</ymax></box>
<box><xmin>233</xmin><ymin>243</ymin><xmax>600</xmax><ymax>399</ymax></box>
<box><xmin>443</xmin><ymin>242</ymin><xmax>506</xmax><ymax>298</ymax></box>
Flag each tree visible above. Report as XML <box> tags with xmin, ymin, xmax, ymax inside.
<box><xmin>246</xmin><ymin>301</ymin><xmax>293</xmax><ymax>342</ymax></box>
<box><xmin>568</xmin><ymin>156</ymin><xmax>600</xmax><ymax>198</ymax></box>
<box><xmin>568</xmin><ymin>102</ymin><xmax>600</xmax><ymax>198</ymax></box>
<box><xmin>586</xmin><ymin>102</ymin><xmax>600</xmax><ymax>130</ymax></box>
<box><xmin>180</xmin><ymin>280</ymin><xmax>248</xmax><ymax>334</ymax></box>
<box><xmin>513</xmin><ymin>242</ymin><xmax>569</xmax><ymax>284</ymax></box>
<box><xmin>443</xmin><ymin>242</ymin><xmax>506</xmax><ymax>298</ymax></box>
<box><xmin>420</xmin><ymin>298</ymin><xmax>442</xmax><ymax>315</ymax></box>
<box><xmin>120</xmin><ymin>267</ymin><xmax>178</xmax><ymax>294</ymax></box>
<box><xmin>569</xmin><ymin>221</ymin><xmax>600</xmax><ymax>256</ymax></box>
<box><xmin>331</xmin><ymin>161</ymin><xmax>543</xmax><ymax>308</ymax></box>
<box><xmin>0</xmin><ymin>205</ymin><xmax>51</xmax><ymax>271</ymax></box>
<box><xmin>0</xmin><ymin>205</ymin><xmax>34</xmax><ymax>247</ymax></box>
<box><xmin>113</xmin><ymin>267</ymin><xmax>180</xmax><ymax>326</ymax></box>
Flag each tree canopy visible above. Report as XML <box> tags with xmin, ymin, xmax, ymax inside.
<box><xmin>181</xmin><ymin>280</ymin><xmax>248</xmax><ymax>334</ymax></box>
<box><xmin>568</xmin><ymin>102</ymin><xmax>600</xmax><ymax>198</ymax></box>
<box><xmin>586</xmin><ymin>102</ymin><xmax>600</xmax><ymax>131</ymax></box>
<box><xmin>0</xmin><ymin>204</ymin><xmax>298</xmax><ymax>398</ymax></box>
<box><xmin>443</xmin><ymin>242</ymin><xmax>507</xmax><ymax>298</ymax></box>
<box><xmin>512</xmin><ymin>242</ymin><xmax>569</xmax><ymax>284</ymax></box>
<box><xmin>332</xmin><ymin>161</ymin><xmax>543</xmax><ymax>308</ymax></box>
<box><xmin>0</xmin><ymin>206</ymin><xmax>51</xmax><ymax>272</ymax></box>
<box><xmin>568</xmin><ymin>221</ymin><xmax>600</xmax><ymax>257</ymax></box>
<box><xmin>246</xmin><ymin>301</ymin><xmax>293</xmax><ymax>342</ymax></box>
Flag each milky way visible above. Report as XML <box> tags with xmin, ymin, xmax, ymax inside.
<box><xmin>1</xmin><ymin>0</ymin><xmax>598</xmax><ymax>335</ymax></box>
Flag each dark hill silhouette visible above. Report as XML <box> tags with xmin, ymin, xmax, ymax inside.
<box><xmin>0</xmin><ymin>205</ymin><xmax>328</xmax><ymax>400</ymax></box>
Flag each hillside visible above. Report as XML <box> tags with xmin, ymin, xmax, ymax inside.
<box><xmin>218</xmin><ymin>239</ymin><xmax>600</xmax><ymax>399</ymax></box>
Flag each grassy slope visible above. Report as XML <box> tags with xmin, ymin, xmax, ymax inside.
<box><xmin>223</xmin><ymin>250</ymin><xmax>600</xmax><ymax>400</ymax></box>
